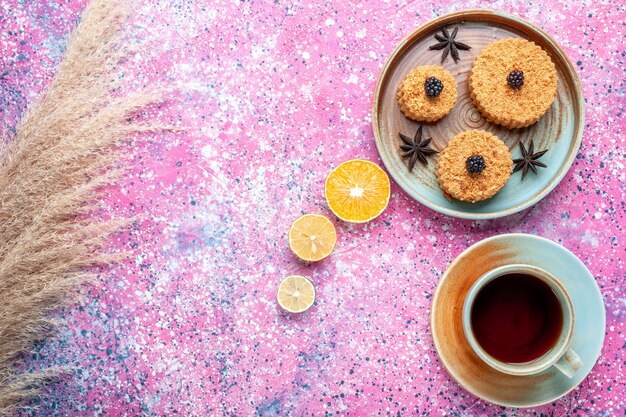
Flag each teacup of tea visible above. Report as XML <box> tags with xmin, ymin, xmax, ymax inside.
<box><xmin>462</xmin><ymin>264</ymin><xmax>582</xmax><ymax>378</ymax></box>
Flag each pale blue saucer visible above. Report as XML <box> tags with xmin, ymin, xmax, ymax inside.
<box><xmin>431</xmin><ymin>234</ymin><xmax>606</xmax><ymax>407</ymax></box>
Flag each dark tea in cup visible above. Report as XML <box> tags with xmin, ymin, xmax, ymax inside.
<box><xmin>470</xmin><ymin>272</ymin><xmax>563</xmax><ymax>363</ymax></box>
<box><xmin>463</xmin><ymin>264</ymin><xmax>581</xmax><ymax>378</ymax></box>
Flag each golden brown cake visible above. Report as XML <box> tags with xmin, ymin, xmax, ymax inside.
<box><xmin>469</xmin><ymin>38</ymin><xmax>557</xmax><ymax>129</ymax></box>
<box><xmin>436</xmin><ymin>130</ymin><xmax>512</xmax><ymax>202</ymax></box>
<box><xmin>396</xmin><ymin>65</ymin><xmax>457</xmax><ymax>122</ymax></box>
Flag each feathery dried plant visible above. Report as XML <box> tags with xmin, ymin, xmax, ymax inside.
<box><xmin>0</xmin><ymin>0</ymin><xmax>163</xmax><ymax>414</ymax></box>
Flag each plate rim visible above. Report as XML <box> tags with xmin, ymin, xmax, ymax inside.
<box><xmin>372</xmin><ymin>9</ymin><xmax>585</xmax><ymax>220</ymax></box>
<box><xmin>430</xmin><ymin>233</ymin><xmax>606</xmax><ymax>407</ymax></box>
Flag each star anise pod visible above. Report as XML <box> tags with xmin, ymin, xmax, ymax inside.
<box><xmin>513</xmin><ymin>140</ymin><xmax>548</xmax><ymax>180</ymax></box>
<box><xmin>399</xmin><ymin>125</ymin><xmax>438</xmax><ymax>172</ymax></box>
<box><xmin>429</xmin><ymin>27</ymin><xmax>471</xmax><ymax>63</ymax></box>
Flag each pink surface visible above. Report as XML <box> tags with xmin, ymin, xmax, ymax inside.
<box><xmin>1</xmin><ymin>0</ymin><xmax>624</xmax><ymax>415</ymax></box>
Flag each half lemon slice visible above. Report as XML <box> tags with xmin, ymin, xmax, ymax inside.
<box><xmin>288</xmin><ymin>214</ymin><xmax>337</xmax><ymax>262</ymax></box>
<box><xmin>277</xmin><ymin>275</ymin><xmax>316</xmax><ymax>313</ymax></box>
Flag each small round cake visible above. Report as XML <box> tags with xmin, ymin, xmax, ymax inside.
<box><xmin>437</xmin><ymin>130</ymin><xmax>512</xmax><ymax>203</ymax></box>
<box><xmin>469</xmin><ymin>38</ymin><xmax>557</xmax><ymax>129</ymax></box>
<box><xmin>396</xmin><ymin>65</ymin><xmax>458</xmax><ymax>122</ymax></box>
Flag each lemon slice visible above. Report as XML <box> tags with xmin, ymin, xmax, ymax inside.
<box><xmin>288</xmin><ymin>214</ymin><xmax>337</xmax><ymax>262</ymax></box>
<box><xmin>277</xmin><ymin>275</ymin><xmax>316</xmax><ymax>313</ymax></box>
<box><xmin>325</xmin><ymin>159</ymin><xmax>391</xmax><ymax>223</ymax></box>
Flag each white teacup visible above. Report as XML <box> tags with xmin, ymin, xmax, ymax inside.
<box><xmin>462</xmin><ymin>264</ymin><xmax>582</xmax><ymax>378</ymax></box>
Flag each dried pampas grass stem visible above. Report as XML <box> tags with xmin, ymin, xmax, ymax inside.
<box><xmin>0</xmin><ymin>0</ymin><xmax>163</xmax><ymax>414</ymax></box>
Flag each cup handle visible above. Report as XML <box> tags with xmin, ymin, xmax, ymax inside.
<box><xmin>553</xmin><ymin>348</ymin><xmax>582</xmax><ymax>378</ymax></box>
